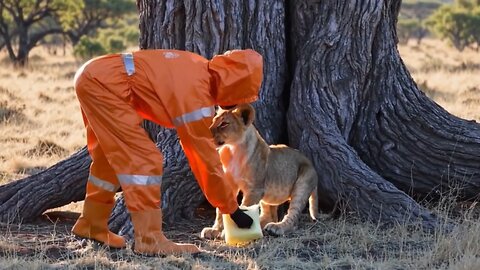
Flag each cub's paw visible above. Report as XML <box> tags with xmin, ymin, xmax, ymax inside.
<box><xmin>264</xmin><ymin>222</ymin><xmax>287</xmax><ymax>236</ymax></box>
<box><xmin>200</xmin><ymin>227</ymin><xmax>223</xmax><ymax>239</ymax></box>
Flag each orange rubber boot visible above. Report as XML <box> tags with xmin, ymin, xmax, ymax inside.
<box><xmin>72</xmin><ymin>199</ymin><xmax>126</xmax><ymax>248</ymax></box>
<box><xmin>130</xmin><ymin>209</ymin><xmax>200</xmax><ymax>255</ymax></box>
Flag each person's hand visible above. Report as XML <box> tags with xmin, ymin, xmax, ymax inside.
<box><xmin>229</xmin><ymin>207</ymin><xmax>253</xmax><ymax>229</ymax></box>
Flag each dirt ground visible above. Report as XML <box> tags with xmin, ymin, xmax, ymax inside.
<box><xmin>0</xmin><ymin>208</ymin><xmax>216</xmax><ymax>259</ymax></box>
<box><xmin>0</xmin><ymin>208</ymin><xmax>337</xmax><ymax>269</ymax></box>
<box><xmin>3</xmin><ymin>202</ymin><xmax>480</xmax><ymax>269</ymax></box>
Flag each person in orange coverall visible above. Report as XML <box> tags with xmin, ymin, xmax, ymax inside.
<box><xmin>72</xmin><ymin>49</ymin><xmax>263</xmax><ymax>256</ymax></box>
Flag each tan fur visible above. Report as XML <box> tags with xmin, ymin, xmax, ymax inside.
<box><xmin>201</xmin><ymin>104</ymin><xmax>319</xmax><ymax>237</ymax></box>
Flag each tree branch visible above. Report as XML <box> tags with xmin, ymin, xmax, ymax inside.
<box><xmin>26</xmin><ymin>0</ymin><xmax>43</xmax><ymax>23</ymax></box>
<box><xmin>0</xmin><ymin>5</ymin><xmax>17</xmax><ymax>61</ymax></box>
<box><xmin>27</xmin><ymin>27</ymin><xmax>64</xmax><ymax>51</ymax></box>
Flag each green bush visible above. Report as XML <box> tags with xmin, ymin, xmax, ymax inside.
<box><xmin>107</xmin><ymin>37</ymin><xmax>126</xmax><ymax>53</ymax></box>
<box><xmin>73</xmin><ymin>36</ymin><xmax>107</xmax><ymax>59</ymax></box>
<box><xmin>124</xmin><ymin>27</ymin><xmax>140</xmax><ymax>45</ymax></box>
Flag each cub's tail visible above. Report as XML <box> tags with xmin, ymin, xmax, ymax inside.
<box><xmin>309</xmin><ymin>186</ymin><xmax>319</xmax><ymax>221</ymax></box>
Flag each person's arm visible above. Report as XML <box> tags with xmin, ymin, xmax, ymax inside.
<box><xmin>175</xmin><ymin>114</ymin><xmax>253</xmax><ymax>228</ymax></box>
<box><xmin>175</xmin><ymin>114</ymin><xmax>238</xmax><ymax>214</ymax></box>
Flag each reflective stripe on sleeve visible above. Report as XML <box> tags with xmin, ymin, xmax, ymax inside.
<box><xmin>117</xmin><ymin>174</ymin><xmax>163</xmax><ymax>186</ymax></box>
<box><xmin>173</xmin><ymin>106</ymin><xmax>215</xmax><ymax>126</ymax></box>
<box><xmin>122</xmin><ymin>53</ymin><xmax>135</xmax><ymax>76</ymax></box>
<box><xmin>89</xmin><ymin>174</ymin><xmax>119</xmax><ymax>192</ymax></box>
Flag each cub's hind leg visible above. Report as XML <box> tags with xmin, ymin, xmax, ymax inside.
<box><xmin>264</xmin><ymin>165</ymin><xmax>317</xmax><ymax>236</ymax></box>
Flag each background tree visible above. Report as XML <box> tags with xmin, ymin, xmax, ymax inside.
<box><xmin>397</xmin><ymin>0</ymin><xmax>442</xmax><ymax>45</ymax></box>
<box><xmin>61</xmin><ymin>0</ymin><xmax>135</xmax><ymax>46</ymax></box>
<box><xmin>467</xmin><ymin>7</ymin><xmax>480</xmax><ymax>50</ymax></box>
<box><xmin>426</xmin><ymin>1</ymin><xmax>480</xmax><ymax>51</ymax></box>
<box><xmin>397</xmin><ymin>18</ymin><xmax>428</xmax><ymax>45</ymax></box>
<box><xmin>3</xmin><ymin>0</ymin><xmax>480</xmax><ymax>236</ymax></box>
<box><xmin>73</xmin><ymin>35</ymin><xmax>106</xmax><ymax>59</ymax></box>
<box><xmin>0</xmin><ymin>0</ymin><xmax>70</xmax><ymax>66</ymax></box>
<box><xmin>0</xmin><ymin>0</ymin><xmax>135</xmax><ymax>66</ymax></box>
<box><xmin>73</xmin><ymin>15</ymin><xmax>139</xmax><ymax>60</ymax></box>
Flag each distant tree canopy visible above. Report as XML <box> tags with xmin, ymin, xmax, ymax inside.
<box><xmin>397</xmin><ymin>18</ymin><xmax>429</xmax><ymax>45</ymax></box>
<box><xmin>426</xmin><ymin>0</ymin><xmax>480</xmax><ymax>51</ymax></box>
<box><xmin>61</xmin><ymin>0</ymin><xmax>136</xmax><ymax>46</ymax></box>
<box><xmin>397</xmin><ymin>0</ymin><xmax>443</xmax><ymax>45</ymax></box>
<box><xmin>73</xmin><ymin>14</ymin><xmax>139</xmax><ymax>60</ymax></box>
<box><xmin>0</xmin><ymin>0</ymin><xmax>136</xmax><ymax>66</ymax></box>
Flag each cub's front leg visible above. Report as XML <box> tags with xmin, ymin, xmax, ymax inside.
<box><xmin>200</xmin><ymin>208</ymin><xmax>224</xmax><ymax>239</ymax></box>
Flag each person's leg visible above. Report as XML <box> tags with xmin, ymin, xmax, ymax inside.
<box><xmin>76</xmin><ymin>71</ymin><xmax>199</xmax><ymax>256</ymax></box>
<box><xmin>72</xmin><ymin>112</ymin><xmax>126</xmax><ymax>248</ymax></box>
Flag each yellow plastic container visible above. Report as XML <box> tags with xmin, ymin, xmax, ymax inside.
<box><xmin>222</xmin><ymin>204</ymin><xmax>263</xmax><ymax>246</ymax></box>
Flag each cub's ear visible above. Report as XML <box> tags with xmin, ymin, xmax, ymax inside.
<box><xmin>233</xmin><ymin>104</ymin><xmax>255</xmax><ymax>126</ymax></box>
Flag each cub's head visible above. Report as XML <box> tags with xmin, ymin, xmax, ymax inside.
<box><xmin>209</xmin><ymin>104</ymin><xmax>255</xmax><ymax>146</ymax></box>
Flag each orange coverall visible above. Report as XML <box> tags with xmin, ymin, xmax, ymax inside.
<box><xmin>72</xmin><ymin>49</ymin><xmax>263</xmax><ymax>255</ymax></box>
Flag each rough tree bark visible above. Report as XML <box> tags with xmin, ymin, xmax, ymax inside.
<box><xmin>0</xmin><ymin>148</ymin><xmax>90</xmax><ymax>223</ymax></box>
<box><xmin>288</xmin><ymin>0</ymin><xmax>480</xmax><ymax>230</ymax></box>
<box><xmin>1</xmin><ymin>0</ymin><xmax>479</xmax><ymax>233</ymax></box>
<box><xmin>288</xmin><ymin>0</ymin><xmax>438</xmax><ymax>228</ymax></box>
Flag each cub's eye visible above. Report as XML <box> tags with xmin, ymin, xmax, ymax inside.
<box><xmin>219</xmin><ymin>122</ymin><xmax>229</xmax><ymax>129</ymax></box>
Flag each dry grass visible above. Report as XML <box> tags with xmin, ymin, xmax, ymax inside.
<box><xmin>398</xmin><ymin>38</ymin><xmax>480</xmax><ymax>121</ymax></box>
<box><xmin>0</xmin><ymin>47</ymin><xmax>85</xmax><ymax>184</ymax></box>
<box><xmin>0</xmin><ymin>210</ymin><xmax>478</xmax><ymax>269</ymax></box>
<box><xmin>1</xmin><ymin>38</ymin><xmax>480</xmax><ymax>269</ymax></box>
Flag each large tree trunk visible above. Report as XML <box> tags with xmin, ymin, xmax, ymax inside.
<box><xmin>0</xmin><ymin>148</ymin><xmax>89</xmax><ymax>223</ymax></box>
<box><xmin>288</xmin><ymin>0</ymin><xmax>479</xmax><ymax>229</ymax></box>
<box><xmin>288</xmin><ymin>0</ymin><xmax>439</xmax><ymax>228</ymax></box>
<box><xmin>2</xmin><ymin>0</ymin><xmax>480</xmax><ymax>233</ymax></box>
<box><xmin>351</xmin><ymin>5</ymin><xmax>480</xmax><ymax>202</ymax></box>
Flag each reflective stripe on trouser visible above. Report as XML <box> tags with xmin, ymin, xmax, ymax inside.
<box><xmin>76</xmin><ymin>68</ymin><xmax>164</xmax><ymax>213</ymax></box>
<box><xmin>119</xmin><ymin>175</ymin><xmax>162</xmax><ymax>212</ymax></box>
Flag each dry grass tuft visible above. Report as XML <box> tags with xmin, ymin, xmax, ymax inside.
<box><xmin>0</xmin><ymin>101</ymin><xmax>26</xmax><ymax>124</ymax></box>
<box><xmin>24</xmin><ymin>140</ymin><xmax>68</xmax><ymax>157</ymax></box>
<box><xmin>38</xmin><ymin>93</ymin><xmax>55</xmax><ymax>103</ymax></box>
<box><xmin>5</xmin><ymin>156</ymin><xmax>46</xmax><ymax>175</ymax></box>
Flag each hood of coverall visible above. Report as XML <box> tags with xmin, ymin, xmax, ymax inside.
<box><xmin>208</xmin><ymin>49</ymin><xmax>263</xmax><ymax>107</ymax></box>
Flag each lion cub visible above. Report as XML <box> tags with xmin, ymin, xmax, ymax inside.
<box><xmin>201</xmin><ymin>104</ymin><xmax>319</xmax><ymax>237</ymax></box>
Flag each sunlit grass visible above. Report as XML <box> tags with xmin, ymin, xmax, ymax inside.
<box><xmin>0</xmin><ymin>48</ymin><xmax>84</xmax><ymax>179</ymax></box>
<box><xmin>0</xmin><ymin>210</ymin><xmax>479</xmax><ymax>269</ymax></box>
<box><xmin>399</xmin><ymin>38</ymin><xmax>480</xmax><ymax>121</ymax></box>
